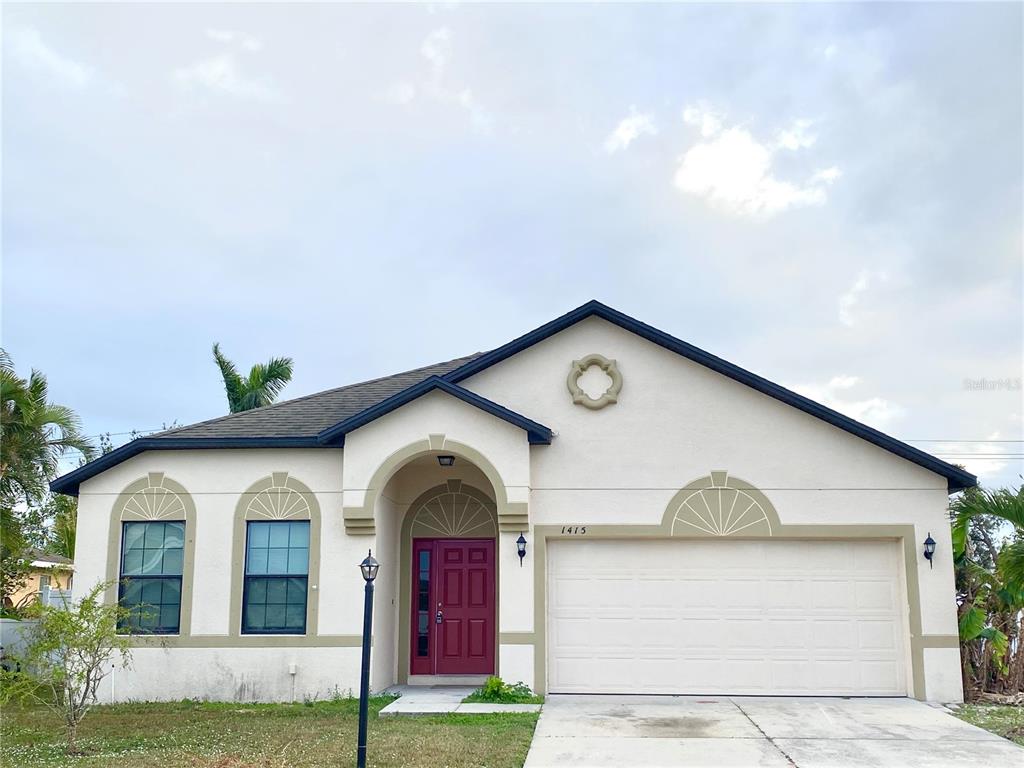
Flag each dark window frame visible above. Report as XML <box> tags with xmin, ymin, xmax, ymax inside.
<box><xmin>117</xmin><ymin>520</ymin><xmax>184</xmax><ymax>635</ymax></box>
<box><xmin>241</xmin><ymin>520</ymin><xmax>309</xmax><ymax>635</ymax></box>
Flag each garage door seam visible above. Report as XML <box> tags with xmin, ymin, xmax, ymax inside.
<box><xmin>731</xmin><ymin>699</ymin><xmax>798</xmax><ymax>767</ymax></box>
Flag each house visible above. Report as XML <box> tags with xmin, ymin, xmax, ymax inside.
<box><xmin>52</xmin><ymin>301</ymin><xmax>974</xmax><ymax>703</ymax></box>
<box><xmin>6</xmin><ymin>551</ymin><xmax>73</xmax><ymax>610</ymax></box>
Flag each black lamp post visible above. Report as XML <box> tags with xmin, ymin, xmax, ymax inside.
<box><xmin>356</xmin><ymin>550</ymin><xmax>379</xmax><ymax>768</ymax></box>
<box><xmin>923</xmin><ymin>533</ymin><xmax>936</xmax><ymax>569</ymax></box>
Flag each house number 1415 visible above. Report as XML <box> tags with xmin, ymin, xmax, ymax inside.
<box><xmin>560</xmin><ymin>526</ymin><xmax>587</xmax><ymax>535</ymax></box>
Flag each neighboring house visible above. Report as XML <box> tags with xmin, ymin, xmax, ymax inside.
<box><xmin>7</xmin><ymin>550</ymin><xmax>73</xmax><ymax>609</ymax></box>
<box><xmin>52</xmin><ymin>301</ymin><xmax>975</xmax><ymax>703</ymax></box>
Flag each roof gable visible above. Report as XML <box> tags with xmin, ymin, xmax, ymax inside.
<box><xmin>317</xmin><ymin>376</ymin><xmax>552</xmax><ymax>445</ymax></box>
<box><xmin>443</xmin><ymin>300</ymin><xmax>976</xmax><ymax>492</ymax></box>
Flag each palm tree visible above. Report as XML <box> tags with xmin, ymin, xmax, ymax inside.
<box><xmin>212</xmin><ymin>343</ymin><xmax>294</xmax><ymax>413</ymax></box>
<box><xmin>951</xmin><ymin>484</ymin><xmax>1024</xmax><ymax>694</ymax></box>
<box><xmin>0</xmin><ymin>350</ymin><xmax>95</xmax><ymax>507</ymax></box>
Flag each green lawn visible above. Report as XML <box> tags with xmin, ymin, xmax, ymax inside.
<box><xmin>954</xmin><ymin>703</ymin><xmax>1024</xmax><ymax>746</ymax></box>
<box><xmin>0</xmin><ymin>697</ymin><xmax>539</xmax><ymax>768</ymax></box>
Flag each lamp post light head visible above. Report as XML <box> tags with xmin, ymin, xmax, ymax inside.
<box><xmin>360</xmin><ymin>550</ymin><xmax>379</xmax><ymax>582</ymax></box>
<box><xmin>923</xmin><ymin>533</ymin><xmax>936</xmax><ymax>569</ymax></box>
<box><xmin>516</xmin><ymin>533</ymin><xmax>527</xmax><ymax>567</ymax></box>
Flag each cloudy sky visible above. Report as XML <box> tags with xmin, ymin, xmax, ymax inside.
<box><xmin>3</xmin><ymin>3</ymin><xmax>1022</xmax><ymax>488</ymax></box>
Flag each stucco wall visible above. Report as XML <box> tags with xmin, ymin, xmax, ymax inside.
<box><xmin>462</xmin><ymin>316</ymin><xmax>960</xmax><ymax>700</ymax></box>
<box><xmin>72</xmin><ymin>316</ymin><xmax>963</xmax><ymax>702</ymax></box>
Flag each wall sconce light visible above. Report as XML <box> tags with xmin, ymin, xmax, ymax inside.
<box><xmin>516</xmin><ymin>533</ymin><xmax>527</xmax><ymax>567</ymax></box>
<box><xmin>437</xmin><ymin>455</ymin><xmax>455</xmax><ymax>467</ymax></box>
<box><xmin>923</xmin><ymin>533</ymin><xmax>936</xmax><ymax>568</ymax></box>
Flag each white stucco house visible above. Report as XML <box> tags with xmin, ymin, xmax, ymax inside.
<box><xmin>53</xmin><ymin>301</ymin><xmax>974</xmax><ymax>703</ymax></box>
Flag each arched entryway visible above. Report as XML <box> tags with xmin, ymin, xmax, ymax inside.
<box><xmin>401</xmin><ymin>481</ymin><xmax>497</xmax><ymax>678</ymax></box>
<box><xmin>371</xmin><ymin>453</ymin><xmax>500</xmax><ymax>687</ymax></box>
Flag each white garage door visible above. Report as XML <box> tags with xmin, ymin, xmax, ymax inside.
<box><xmin>547</xmin><ymin>539</ymin><xmax>908</xmax><ymax>696</ymax></box>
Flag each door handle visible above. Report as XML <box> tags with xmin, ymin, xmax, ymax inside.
<box><xmin>436</xmin><ymin>603</ymin><xmax>443</xmax><ymax>624</ymax></box>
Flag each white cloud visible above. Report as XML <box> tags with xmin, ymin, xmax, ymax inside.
<box><xmin>173</xmin><ymin>54</ymin><xmax>278</xmax><ymax>101</ymax></box>
<box><xmin>823</xmin><ymin>43</ymin><xmax>839</xmax><ymax>59</ymax></box>
<box><xmin>9</xmin><ymin>26</ymin><xmax>93</xmax><ymax>89</ymax></box>
<box><xmin>683</xmin><ymin>104</ymin><xmax>723</xmax><ymax>138</ymax></box>
<box><xmin>674</xmin><ymin>105</ymin><xmax>840</xmax><ymax>218</ymax></box>
<box><xmin>205</xmin><ymin>29</ymin><xmax>263</xmax><ymax>52</ymax></box>
<box><xmin>933</xmin><ymin>432</ymin><xmax>1009</xmax><ymax>482</ymax></box>
<box><xmin>838</xmin><ymin>269</ymin><xmax>887</xmax><ymax>327</ymax></box>
<box><xmin>604</xmin><ymin>109</ymin><xmax>657</xmax><ymax>154</ymax></box>
<box><xmin>421</xmin><ymin>27</ymin><xmax>452</xmax><ymax>82</ymax></box>
<box><xmin>383</xmin><ymin>27</ymin><xmax>490</xmax><ymax>132</ymax></box>
<box><xmin>777</xmin><ymin>119</ymin><xmax>817</xmax><ymax>150</ymax></box>
<box><xmin>793</xmin><ymin>375</ymin><xmax>904</xmax><ymax>430</ymax></box>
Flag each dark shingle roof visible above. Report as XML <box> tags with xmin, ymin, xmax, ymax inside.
<box><xmin>152</xmin><ymin>354</ymin><xmax>483</xmax><ymax>440</ymax></box>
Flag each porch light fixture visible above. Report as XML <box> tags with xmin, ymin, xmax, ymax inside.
<box><xmin>923</xmin><ymin>533</ymin><xmax>936</xmax><ymax>569</ymax></box>
<box><xmin>356</xmin><ymin>549</ymin><xmax>378</xmax><ymax>768</ymax></box>
<box><xmin>437</xmin><ymin>455</ymin><xmax>456</xmax><ymax>467</ymax></box>
<box><xmin>516</xmin><ymin>533</ymin><xmax>527</xmax><ymax>567</ymax></box>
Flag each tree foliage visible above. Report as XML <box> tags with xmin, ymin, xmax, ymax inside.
<box><xmin>0</xmin><ymin>581</ymin><xmax>132</xmax><ymax>753</ymax></box>
<box><xmin>952</xmin><ymin>482</ymin><xmax>1024</xmax><ymax>696</ymax></box>
<box><xmin>1</xmin><ymin>350</ymin><xmax>95</xmax><ymax>609</ymax></box>
<box><xmin>212</xmin><ymin>343</ymin><xmax>294</xmax><ymax>413</ymax></box>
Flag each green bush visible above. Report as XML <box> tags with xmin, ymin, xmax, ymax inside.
<box><xmin>464</xmin><ymin>676</ymin><xmax>543</xmax><ymax>704</ymax></box>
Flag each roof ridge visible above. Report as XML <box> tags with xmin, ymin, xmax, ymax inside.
<box><xmin>155</xmin><ymin>352</ymin><xmax>482</xmax><ymax>438</ymax></box>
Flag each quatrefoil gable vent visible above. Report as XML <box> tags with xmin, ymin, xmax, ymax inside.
<box><xmin>566</xmin><ymin>353</ymin><xmax>622</xmax><ymax>410</ymax></box>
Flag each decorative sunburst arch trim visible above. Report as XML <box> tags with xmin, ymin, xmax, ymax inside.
<box><xmin>408</xmin><ymin>479</ymin><xmax>498</xmax><ymax>539</ymax></box>
<box><xmin>105</xmin><ymin>472</ymin><xmax>197</xmax><ymax>635</ymax></box>
<box><xmin>228</xmin><ymin>472</ymin><xmax>322</xmax><ymax>637</ymax></box>
<box><xmin>663</xmin><ymin>471</ymin><xmax>780</xmax><ymax>537</ymax></box>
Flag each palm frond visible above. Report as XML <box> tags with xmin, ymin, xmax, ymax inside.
<box><xmin>212</xmin><ymin>343</ymin><xmax>246</xmax><ymax>413</ymax></box>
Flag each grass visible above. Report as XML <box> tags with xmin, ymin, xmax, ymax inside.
<box><xmin>954</xmin><ymin>703</ymin><xmax>1024</xmax><ymax>746</ymax></box>
<box><xmin>0</xmin><ymin>697</ymin><xmax>539</xmax><ymax>768</ymax></box>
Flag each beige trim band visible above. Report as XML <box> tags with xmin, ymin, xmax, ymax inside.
<box><xmin>125</xmin><ymin>634</ymin><xmax>365</xmax><ymax>649</ymax></box>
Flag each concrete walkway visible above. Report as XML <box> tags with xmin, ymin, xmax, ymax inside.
<box><xmin>378</xmin><ymin>685</ymin><xmax>542</xmax><ymax>716</ymax></box>
<box><xmin>524</xmin><ymin>695</ymin><xmax>1024</xmax><ymax>767</ymax></box>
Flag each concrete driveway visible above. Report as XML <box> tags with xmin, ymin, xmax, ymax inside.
<box><xmin>523</xmin><ymin>695</ymin><xmax>1023</xmax><ymax>767</ymax></box>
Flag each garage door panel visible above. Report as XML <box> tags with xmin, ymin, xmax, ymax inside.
<box><xmin>548</xmin><ymin>539</ymin><xmax>908</xmax><ymax>696</ymax></box>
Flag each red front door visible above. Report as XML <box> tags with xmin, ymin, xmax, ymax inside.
<box><xmin>410</xmin><ymin>538</ymin><xmax>495</xmax><ymax>676</ymax></box>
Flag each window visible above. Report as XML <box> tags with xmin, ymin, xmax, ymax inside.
<box><xmin>118</xmin><ymin>521</ymin><xmax>184</xmax><ymax>634</ymax></box>
<box><xmin>243</xmin><ymin>520</ymin><xmax>309</xmax><ymax>634</ymax></box>
<box><xmin>39</xmin><ymin>574</ymin><xmax>51</xmax><ymax>589</ymax></box>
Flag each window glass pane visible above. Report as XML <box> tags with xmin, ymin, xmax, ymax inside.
<box><xmin>286</xmin><ymin>577</ymin><xmax>306</xmax><ymax>604</ymax></box>
<box><xmin>289</xmin><ymin>522</ymin><xmax>309</xmax><ymax>547</ymax></box>
<box><xmin>143</xmin><ymin>523</ymin><xmax>165</xmax><ymax>548</ymax></box>
<box><xmin>249</xmin><ymin>523</ymin><xmax>270</xmax><ymax>548</ymax></box>
<box><xmin>265</xmin><ymin>604</ymin><xmax>286</xmax><ymax>627</ymax></box>
<box><xmin>245</xmin><ymin>604</ymin><xmax>266</xmax><ymax>630</ymax></box>
<box><xmin>248</xmin><ymin>578</ymin><xmax>267</xmax><ymax>603</ymax></box>
<box><xmin>121</xmin><ymin>579</ymin><xmax>142</xmax><ymax>603</ymax></box>
<box><xmin>419</xmin><ymin>550</ymin><xmax>429</xmax><ymax>571</ymax></box>
<box><xmin>124</xmin><ymin>523</ymin><xmax>146</xmax><ymax>550</ymax></box>
<box><xmin>141</xmin><ymin>579</ymin><xmax>163</xmax><ymax>603</ymax></box>
<box><xmin>268</xmin><ymin>524</ymin><xmax>290</xmax><ymax>547</ymax></box>
<box><xmin>122</xmin><ymin>550</ymin><xmax>144</xmax><ymax>576</ymax></box>
<box><xmin>247</xmin><ymin>548</ymin><xmax>269</xmax><ymax>575</ymax></box>
<box><xmin>160</xmin><ymin>604</ymin><xmax>179</xmax><ymax>629</ymax></box>
<box><xmin>266</xmin><ymin>578</ymin><xmax>287</xmax><ymax>604</ymax></box>
<box><xmin>287</xmin><ymin>548</ymin><xmax>308</xmax><ymax>575</ymax></box>
<box><xmin>163</xmin><ymin>523</ymin><xmax>185</xmax><ymax>549</ymax></box>
<box><xmin>161</xmin><ymin>578</ymin><xmax>181</xmax><ymax>604</ymax></box>
<box><xmin>267</xmin><ymin>548</ymin><xmax>288</xmax><ymax>574</ymax></box>
<box><xmin>141</xmin><ymin>549</ymin><xmax>164</xmax><ymax>575</ymax></box>
<box><xmin>285</xmin><ymin>604</ymin><xmax>305</xmax><ymax>629</ymax></box>
<box><xmin>162</xmin><ymin>548</ymin><xmax>184</xmax><ymax>576</ymax></box>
